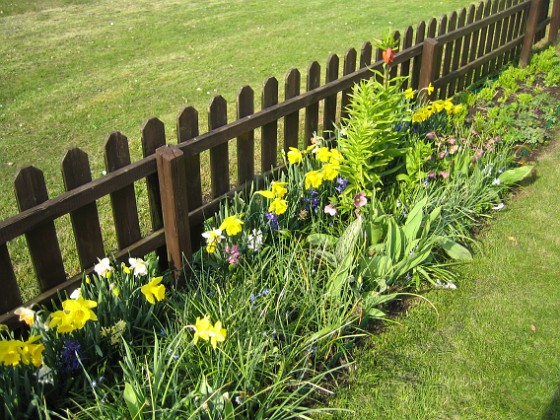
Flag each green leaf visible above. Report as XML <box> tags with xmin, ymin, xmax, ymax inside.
<box><xmin>438</xmin><ymin>237</ymin><xmax>472</xmax><ymax>261</ymax></box>
<box><xmin>498</xmin><ymin>165</ymin><xmax>534</xmax><ymax>185</ymax></box>
<box><xmin>307</xmin><ymin>233</ymin><xmax>338</xmax><ymax>248</ymax></box>
<box><xmin>124</xmin><ymin>383</ymin><xmax>142</xmax><ymax>419</ymax></box>
<box><xmin>335</xmin><ymin>217</ymin><xmax>363</xmax><ymax>263</ymax></box>
<box><xmin>403</xmin><ymin>197</ymin><xmax>427</xmax><ymax>241</ymax></box>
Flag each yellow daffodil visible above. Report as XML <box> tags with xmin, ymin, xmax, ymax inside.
<box><xmin>219</xmin><ymin>215</ymin><xmax>244</xmax><ymax>236</ymax></box>
<box><xmin>121</xmin><ymin>262</ymin><xmax>131</xmax><ymax>275</ymax></box>
<box><xmin>427</xmin><ymin>82</ymin><xmax>435</xmax><ymax>96</ymax></box>
<box><xmin>315</xmin><ymin>147</ymin><xmax>331</xmax><ymax>163</ymax></box>
<box><xmin>141</xmin><ymin>276</ymin><xmax>166</xmax><ymax>305</ymax></box>
<box><xmin>322</xmin><ymin>163</ymin><xmax>340</xmax><ymax>181</ymax></box>
<box><xmin>192</xmin><ymin>315</ymin><xmax>212</xmax><ymax>345</ymax></box>
<box><xmin>433</xmin><ymin>99</ymin><xmax>445</xmax><ymax>113</ymax></box>
<box><xmin>304</xmin><ymin>170</ymin><xmax>323</xmax><ymax>189</ymax></box>
<box><xmin>19</xmin><ymin>336</ymin><xmax>44</xmax><ymax>367</ymax></box>
<box><xmin>329</xmin><ymin>148</ymin><xmax>344</xmax><ymax>164</ymax></box>
<box><xmin>14</xmin><ymin>306</ymin><xmax>35</xmax><ymax>327</ymax></box>
<box><xmin>209</xmin><ymin>321</ymin><xmax>227</xmax><ymax>349</ymax></box>
<box><xmin>287</xmin><ymin>147</ymin><xmax>303</xmax><ymax>165</ymax></box>
<box><xmin>0</xmin><ymin>339</ymin><xmax>22</xmax><ymax>366</ymax></box>
<box><xmin>268</xmin><ymin>198</ymin><xmax>288</xmax><ymax>215</ymax></box>
<box><xmin>270</xmin><ymin>182</ymin><xmax>288</xmax><ymax>199</ymax></box>
<box><xmin>49</xmin><ymin>297</ymin><xmax>98</xmax><ymax>334</ymax></box>
<box><xmin>404</xmin><ymin>87</ymin><xmax>415</xmax><ymax>99</ymax></box>
<box><xmin>201</xmin><ymin>229</ymin><xmax>224</xmax><ymax>253</ymax></box>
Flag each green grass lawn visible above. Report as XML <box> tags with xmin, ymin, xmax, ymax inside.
<box><xmin>326</xmin><ymin>137</ymin><xmax>560</xmax><ymax>419</ymax></box>
<box><xmin>0</xmin><ymin>0</ymin><xmax>475</xmax><ymax>298</ymax></box>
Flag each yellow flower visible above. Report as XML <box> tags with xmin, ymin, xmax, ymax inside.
<box><xmin>329</xmin><ymin>148</ymin><xmax>344</xmax><ymax>164</ymax></box>
<box><xmin>19</xmin><ymin>336</ymin><xmax>44</xmax><ymax>368</ymax></box>
<box><xmin>322</xmin><ymin>163</ymin><xmax>340</xmax><ymax>181</ymax></box>
<box><xmin>427</xmin><ymin>82</ymin><xmax>435</xmax><ymax>96</ymax></box>
<box><xmin>209</xmin><ymin>321</ymin><xmax>227</xmax><ymax>349</ymax></box>
<box><xmin>0</xmin><ymin>339</ymin><xmax>22</xmax><ymax>366</ymax></box>
<box><xmin>201</xmin><ymin>229</ymin><xmax>224</xmax><ymax>253</ymax></box>
<box><xmin>49</xmin><ymin>297</ymin><xmax>98</xmax><ymax>333</ymax></box>
<box><xmin>14</xmin><ymin>306</ymin><xmax>35</xmax><ymax>327</ymax></box>
<box><xmin>404</xmin><ymin>87</ymin><xmax>415</xmax><ymax>100</ymax></box>
<box><xmin>453</xmin><ymin>104</ymin><xmax>464</xmax><ymax>115</ymax></box>
<box><xmin>219</xmin><ymin>215</ymin><xmax>244</xmax><ymax>236</ymax></box>
<box><xmin>315</xmin><ymin>147</ymin><xmax>331</xmax><ymax>163</ymax></box>
<box><xmin>433</xmin><ymin>99</ymin><xmax>445</xmax><ymax>113</ymax></box>
<box><xmin>287</xmin><ymin>147</ymin><xmax>303</xmax><ymax>164</ymax></box>
<box><xmin>192</xmin><ymin>315</ymin><xmax>212</xmax><ymax>345</ymax></box>
<box><xmin>141</xmin><ymin>276</ymin><xmax>166</xmax><ymax>305</ymax></box>
<box><xmin>121</xmin><ymin>262</ymin><xmax>131</xmax><ymax>275</ymax></box>
<box><xmin>270</xmin><ymin>182</ymin><xmax>288</xmax><ymax>199</ymax></box>
<box><xmin>304</xmin><ymin>170</ymin><xmax>323</xmax><ymax>189</ymax></box>
<box><xmin>443</xmin><ymin>99</ymin><xmax>455</xmax><ymax>114</ymax></box>
<box><xmin>268</xmin><ymin>198</ymin><xmax>288</xmax><ymax>215</ymax></box>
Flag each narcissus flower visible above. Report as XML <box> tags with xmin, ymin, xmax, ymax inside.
<box><xmin>0</xmin><ymin>336</ymin><xmax>44</xmax><ymax>367</ymax></box>
<box><xmin>315</xmin><ymin>147</ymin><xmax>332</xmax><ymax>163</ymax></box>
<box><xmin>404</xmin><ymin>88</ymin><xmax>415</xmax><ymax>99</ymax></box>
<box><xmin>202</xmin><ymin>229</ymin><xmax>225</xmax><ymax>253</ymax></box>
<box><xmin>256</xmin><ymin>181</ymin><xmax>288</xmax><ymax>199</ymax></box>
<box><xmin>219</xmin><ymin>215</ymin><xmax>244</xmax><ymax>236</ymax></box>
<box><xmin>287</xmin><ymin>147</ymin><xmax>303</xmax><ymax>165</ymax></box>
<box><xmin>14</xmin><ymin>306</ymin><xmax>35</xmax><ymax>327</ymax></box>
<box><xmin>190</xmin><ymin>315</ymin><xmax>227</xmax><ymax>349</ymax></box>
<box><xmin>128</xmin><ymin>257</ymin><xmax>148</xmax><ymax>277</ymax></box>
<box><xmin>49</xmin><ymin>297</ymin><xmax>98</xmax><ymax>333</ymax></box>
<box><xmin>268</xmin><ymin>198</ymin><xmax>288</xmax><ymax>215</ymax></box>
<box><xmin>141</xmin><ymin>276</ymin><xmax>166</xmax><ymax>305</ymax></box>
<box><xmin>94</xmin><ymin>257</ymin><xmax>114</xmax><ymax>278</ymax></box>
<box><xmin>427</xmin><ymin>82</ymin><xmax>435</xmax><ymax>96</ymax></box>
<box><xmin>305</xmin><ymin>170</ymin><xmax>323</xmax><ymax>189</ymax></box>
<box><xmin>322</xmin><ymin>162</ymin><xmax>340</xmax><ymax>181</ymax></box>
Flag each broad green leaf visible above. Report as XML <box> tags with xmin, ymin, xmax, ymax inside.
<box><xmin>124</xmin><ymin>383</ymin><xmax>142</xmax><ymax>419</ymax></box>
<box><xmin>498</xmin><ymin>165</ymin><xmax>534</xmax><ymax>185</ymax></box>
<box><xmin>335</xmin><ymin>217</ymin><xmax>363</xmax><ymax>263</ymax></box>
<box><xmin>438</xmin><ymin>237</ymin><xmax>472</xmax><ymax>261</ymax></box>
<box><xmin>307</xmin><ymin>233</ymin><xmax>337</xmax><ymax>248</ymax></box>
<box><xmin>403</xmin><ymin>197</ymin><xmax>427</xmax><ymax>241</ymax></box>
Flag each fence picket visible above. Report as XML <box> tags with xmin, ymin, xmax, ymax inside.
<box><xmin>262</xmin><ymin>77</ymin><xmax>279</xmax><ymax>173</ymax></box>
<box><xmin>177</xmin><ymin>106</ymin><xmax>203</xmax><ymax>250</ymax></box>
<box><xmin>104</xmin><ymin>132</ymin><xmax>142</xmax><ymax>249</ymax></box>
<box><xmin>141</xmin><ymin>117</ymin><xmax>167</xmax><ymax>269</ymax></box>
<box><xmin>304</xmin><ymin>61</ymin><xmax>321</xmax><ymax>145</ymax></box>
<box><xmin>0</xmin><ymin>244</ymin><xmax>22</xmax><ymax>315</ymax></box>
<box><xmin>359</xmin><ymin>41</ymin><xmax>372</xmax><ymax>68</ymax></box>
<box><xmin>237</xmin><ymin>86</ymin><xmax>255</xmax><ymax>185</ymax></box>
<box><xmin>466</xmin><ymin>2</ymin><xmax>486</xmax><ymax>87</ymax></box>
<box><xmin>457</xmin><ymin>5</ymin><xmax>477</xmax><ymax>91</ymax></box>
<box><xmin>341</xmin><ymin>48</ymin><xmax>357</xmax><ymax>120</ymax></box>
<box><xmin>323</xmin><ymin>53</ymin><xmax>339</xmax><ymax>137</ymax></box>
<box><xmin>400</xmin><ymin>26</ymin><xmax>414</xmax><ymax>86</ymax></box>
<box><xmin>14</xmin><ymin>167</ymin><xmax>66</xmax><ymax>291</ymax></box>
<box><xmin>284</xmin><ymin>68</ymin><xmax>301</xmax><ymax>152</ymax></box>
<box><xmin>389</xmin><ymin>31</ymin><xmax>400</xmax><ymax>80</ymax></box>
<box><xmin>485</xmin><ymin>0</ymin><xmax>501</xmax><ymax>76</ymax></box>
<box><xmin>441</xmin><ymin>12</ymin><xmax>457</xmax><ymax>97</ymax></box>
<box><xmin>447</xmin><ymin>9</ymin><xmax>466</xmax><ymax>96</ymax></box>
<box><xmin>62</xmin><ymin>148</ymin><xmax>105</xmax><ymax>270</ymax></box>
<box><xmin>411</xmin><ymin>21</ymin><xmax>427</xmax><ymax>89</ymax></box>
<box><xmin>209</xmin><ymin>96</ymin><xmax>230</xmax><ymax>197</ymax></box>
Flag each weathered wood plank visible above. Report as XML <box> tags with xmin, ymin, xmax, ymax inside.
<box><xmin>0</xmin><ymin>244</ymin><xmax>22</xmax><ymax>314</ymax></box>
<box><xmin>14</xmin><ymin>167</ymin><xmax>66</xmax><ymax>291</ymax></box>
<box><xmin>141</xmin><ymin>117</ymin><xmax>167</xmax><ymax>270</ymax></box>
<box><xmin>208</xmin><ymin>96</ymin><xmax>230</xmax><ymax>197</ymax></box>
<box><xmin>486</xmin><ymin>0</ymin><xmax>501</xmax><ymax>76</ymax></box>
<box><xmin>304</xmin><ymin>61</ymin><xmax>321</xmax><ymax>145</ymax></box>
<box><xmin>400</xmin><ymin>26</ymin><xmax>414</xmax><ymax>87</ymax></box>
<box><xmin>262</xmin><ymin>77</ymin><xmax>279</xmax><ymax>173</ymax></box>
<box><xmin>520</xmin><ymin>0</ymin><xmax>544</xmax><ymax>67</ymax></box>
<box><xmin>105</xmin><ymin>132</ymin><xmax>142</xmax><ymax>249</ymax></box>
<box><xmin>323</xmin><ymin>53</ymin><xmax>339</xmax><ymax>137</ymax></box>
<box><xmin>447</xmin><ymin>9</ymin><xmax>466</xmax><ymax>97</ymax></box>
<box><xmin>284</xmin><ymin>68</ymin><xmax>301</xmax><ymax>152</ymax></box>
<box><xmin>341</xmin><ymin>48</ymin><xmax>357</xmax><ymax>120</ymax></box>
<box><xmin>419</xmin><ymin>38</ymin><xmax>442</xmax><ymax>98</ymax></box>
<box><xmin>177</xmin><ymin>106</ymin><xmax>203</xmax><ymax>252</ymax></box>
<box><xmin>457</xmin><ymin>5</ymin><xmax>477</xmax><ymax>91</ymax></box>
<box><xmin>237</xmin><ymin>86</ymin><xmax>255</xmax><ymax>185</ymax></box>
<box><xmin>360</xmin><ymin>41</ymin><xmax>372</xmax><ymax>68</ymax></box>
<box><xmin>549</xmin><ymin>0</ymin><xmax>560</xmax><ymax>43</ymax></box>
<box><xmin>61</xmin><ymin>148</ymin><xmax>105</xmax><ymax>270</ymax></box>
<box><xmin>441</xmin><ymin>12</ymin><xmax>457</xmax><ymax>97</ymax></box>
<box><xmin>156</xmin><ymin>145</ymin><xmax>191</xmax><ymax>287</ymax></box>
<box><xmin>411</xmin><ymin>20</ymin><xmax>427</xmax><ymax>89</ymax></box>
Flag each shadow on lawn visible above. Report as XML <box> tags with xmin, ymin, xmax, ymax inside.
<box><xmin>542</xmin><ymin>384</ymin><xmax>560</xmax><ymax>420</ymax></box>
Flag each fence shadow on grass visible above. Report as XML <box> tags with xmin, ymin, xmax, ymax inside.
<box><xmin>541</xmin><ymin>384</ymin><xmax>560</xmax><ymax>420</ymax></box>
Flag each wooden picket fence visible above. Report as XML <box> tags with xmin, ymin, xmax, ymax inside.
<box><xmin>1</xmin><ymin>0</ymin><xmax>559</xmax><ymax>328</ymax></box>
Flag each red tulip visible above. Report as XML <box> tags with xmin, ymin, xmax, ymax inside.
<box><xmin>382</xmin><ymin>48</ymin><xmax>395</xmax><ymax>64</ymax></box>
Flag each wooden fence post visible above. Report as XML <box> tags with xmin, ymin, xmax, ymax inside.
<box><xmin>156</xmin><ymin>145</ymin><xmax>192</xmax><ymax>287</ymax></box>
<box><xmin>549</xmin><ymin>0</ymin><xmax>560</xmax><ymax>43</ymax></box>
<box><xmin>520</xmin><ymin>0</ymin><xmax>544</xmax><ymax>67</ymax></box>
<box><xmin>418</xmin><ymin>38</ymin><xmax>441</xmax><ymax>98</ymax></box>
<box><xmin>0</xmin><ymin>244</ymin><xmax>22</xmax><ymax>314</ymax></box>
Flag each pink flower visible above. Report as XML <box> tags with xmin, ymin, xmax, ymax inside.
<box><xmin>439</xmin><ymin>171</ymin><xmax>449</xmax><ymax>179</ymax></box>
<box><xmin>224</xmin><ymin>245</ymin><xmax>241</xmax><ymax>265</ymax></box>
<box><xmin>353</xmin><ymin>192</ymin><xmax>368</xmax><ymax>208</ymax></box>
<box><xmin>473</xmin><ymin>149</ymin><xmax>484</xmax><ymax>161</ymax></box>
<box><xmin>324</xmin><ymin>204</ymin><xmax>338</xmax><ymax>216</ymax></box>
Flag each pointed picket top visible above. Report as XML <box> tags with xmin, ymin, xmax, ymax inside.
<box><xmin>142</xmin><ymin>117</ymin><xmax>166</xmax><ymax>157</ymax></box>
<box><xmin>177</xmin><ymin>106</ymin><xmax>199</xmax><ymax>143</ymax></box>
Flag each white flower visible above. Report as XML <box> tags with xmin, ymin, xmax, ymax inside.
<box><xmin>435</xmin><ymin>279</ymin><xmax>458</xmax><ymax>289</ymax></box>
<box><xmin>492</xmin><ymin>178</ymin><xmax>501</xmax><ymax>186</ymax></box>
<box><xmin>14</xmin><ymin>306</ymin><xmax>35</xmax><ymax>326</ymax></box>
<box><xmin>128</xmin><ymin>257</ymin><xmax>148</xmax><ymax>277</ymax></box>
<box><xmin>492</xmin><ymin>202</ymin><xmax>505</xmax><ymax>210</ymax></box>
<box><xmin>94</xmin><ymin>257</ymin><xmax>114</xmax><ymax>277</ymax></box>
<box><xmin>324</xmin><ymin>204</ymin><xmax>338</xmax><ymax>216</ymax></box>
<box><xmin>247</xmin><ymin>229</ymin><xmax>263</xmax><ymax>252</ymax></box>
<box><xmin>70</xmin><ymin>288</ymin><xmax>81</xmax><ymax>300</ymax></box>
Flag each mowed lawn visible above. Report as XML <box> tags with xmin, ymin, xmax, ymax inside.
<box><xmin>0</xmin><ymin>0</ymin><xmax>473</xmax><ymax>297</ymax></box>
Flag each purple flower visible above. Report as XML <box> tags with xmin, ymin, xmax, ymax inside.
<box><xmin>335</xmin><ymin>177</ymin><xmax>349</xmax><ymax>194</ymax></box>
<box><xmin>353</xmin><ymin>192</ymin><xmax>368</xmax><ymax>208</ymax></box>
<box><xmin>224</xmin><ymin>244</ymin><xmax>241</xmax><ymax>265</ymax></box>
<box><xmin>59</xmin><ymin>339</ymin><xmax>83</xmax><ymax>373</ymax></box>
<box><xmin>304</xmin><ymin>189</ymin><xmax>320</xmax><ymax>211</ymax></box>
<box><xmin>265</xmin><ymin>212</ymin><xmax>279</xmax><ymax>230</ymax></box>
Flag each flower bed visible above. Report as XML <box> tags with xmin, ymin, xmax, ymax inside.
<box><xmin>2</xmin><ymin>45</ymin><xmax>559</xmax><ymax>419</ymax></box>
